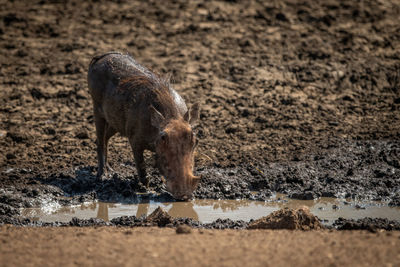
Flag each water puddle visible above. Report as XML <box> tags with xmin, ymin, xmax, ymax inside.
<box><xmin>21</xmin><ymin>195</ymin><xmax>400</xmax><ymax>224</ymax></box>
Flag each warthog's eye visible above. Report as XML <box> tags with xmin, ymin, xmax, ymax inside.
<box><xmin>160</xmin><ymin>131</ymin><xmax>168</xmax><ymax>144</ymax></box>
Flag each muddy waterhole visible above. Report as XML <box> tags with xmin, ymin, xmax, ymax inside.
<box><xmin>21</xmin><ymin>194</ymin><xmax>400</xmax><ymax>225</ymax></box>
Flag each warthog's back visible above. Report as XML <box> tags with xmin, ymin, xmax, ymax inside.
<box><xmin>87</xmin><ymin>52</ymin><xmax>187</xmax><ymax>137</ymax></box>
<box><xmin>88</xmin><ymin>52</ymin><xmax>156</xmax><ymax>103</ymax></box>
<box><xmin>88</xmin><ymin>52</ymin><xmax>187</xmax><ymax>112</ymax></box>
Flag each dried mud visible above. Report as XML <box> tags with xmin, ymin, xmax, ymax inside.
<box><xmin>247</xmin><ymin>207</ymin><xmax>324</xmax><ymax>230</ymax></box>
<box><xmin>2</xmin><ymin>227</ymin><xmax>400</xmax><ymax>267</ymax></box>
<box><xmin>1</xmin><ymin>0</ymin><xmax>400</xmax><ymax>229</ymax></box>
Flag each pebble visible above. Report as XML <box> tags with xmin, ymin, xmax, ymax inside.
<box><xmin>176</xmin><ymin>225</ymin><xmax>192</xmax><ymax>234</ymax></box>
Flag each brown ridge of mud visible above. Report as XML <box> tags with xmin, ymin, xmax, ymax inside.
<box><xmin>247</xmin><ymin>207</ymin><xmax>324</xmax><ymax>230</ymax></box>
<box><xmin>145</xmin><ymin>207</ymin><xmax>173</xmax><ymax>227</ymax></box>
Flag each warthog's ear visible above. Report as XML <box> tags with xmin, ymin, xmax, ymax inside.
<box><xmin>150</xmin><ymin>105</ymin><xmax>165</xmax><ymax>129</ymax></box>
<box><xmin>184</xmin><ymin>103</ymin><xmax>200</xmax><ymax>126</ymax></box>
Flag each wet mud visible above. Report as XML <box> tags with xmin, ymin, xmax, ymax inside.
<box><xmin>3</xmin><ymin>204</ymin><xmax>400</xmax><ymax>232</ymax></box>
<box><xmin>8</xmin><ymin>197</ymin><xmax>400</xmax><ymax>231</ymax></box>
<box><xmin>19</xmin><ymin>196</ymin><xmax>400</xmax><ymax>223</ymax></box>
<box><xmin>1</xmin><ymin>0</ymin><xmax>400</xmax><ymax>230</ymax></box>
<box><xmin>333</xmin><ymin>217</ymin><xmax>400</xmax><ymax>232</ymax></box>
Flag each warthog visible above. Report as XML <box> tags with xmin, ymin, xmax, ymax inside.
<box><xmin>87</xmin><ymin>52</ymin><xmax>200</xmax><ymax>200</ymax></box>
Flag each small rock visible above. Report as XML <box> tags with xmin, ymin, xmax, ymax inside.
<box><xmin>146</xmin><ymin>207</ymin><xmax>173</xmax><ymax>227</ymax></box>
<box><xmin>0</xmin><ymin>130</ymin><xmax>7</xmax><ymax>139</ymax></box>
<box><xmin>6</xmin><ymin>153</ymin><xmax>16</xmax><ymax>160</ymax></box>
<box><xmin>289</xmin><ymin>191</ymin><xmax>317</xmax><ymax>200</ymax></box>
<box><xmin>222</xmin><ymin>185</ymin><xmax>231</xmax><ymax>193</ymax></box>
<box><xmin>275</xmin><ymin>13</ymin><xmax>288</xmax><ymax>22</ymax></box>
<box><xmin>75</xmin><ymin>130</ymin><xmax>89</xmax><ymax>139</ymax></box>
<box><xmin>44</xmin><ymin>127</ymin><xmax>56</xmax><ymax>135</ymax></box>
<box><xmin>176</xmin><ymin>224</ymin><xmax>192</xmax><ymax>234</ymax></box>
<box><xmin>7</xmin><ymin>131</ymin><xmax>30</xmax><ymax>143</ymax></box>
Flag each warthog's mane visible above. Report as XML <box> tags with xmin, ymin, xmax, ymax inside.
<box><xmin>119</xmin><ymin>73</ymin><xmax>180</xmax><ymax>119</ymax></box>
<box><xmin>89</xmin><ymin>51</ymin><xmax>123</xmax><ymax>68</ymax></box>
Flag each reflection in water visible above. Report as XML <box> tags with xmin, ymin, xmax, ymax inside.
<box><xmin>85</xmin><ymin>202</ymin><xmax>97</xmax><ymax>211</ymax></box>
<box><xmin>136</xmin><ymin>203</ymin><xmax>149</xmax><ymax>218</ymax></box>
<box><xmin>131</xmin><ymin>202</ymin><xmax>199</xmax><ymax>221</ymax></box>
<box><xmin>97</xmin><ymin>203</ymin><xmax>109</xmax><ymax>221</ymax></box>
<box><xmin>96</xmin><ymin>203</ymin><xmax>117</xmax><ymax>221</ymax></box>
<box><xmin>168</xmin><ymin>202</ymin><xmax>199</xmax><ymax>221</ymax></box>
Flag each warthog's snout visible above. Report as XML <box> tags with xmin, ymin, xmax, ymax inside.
<box><xmin>173</xmin><ymin>193</ymin><xmax>192</xmax><ymax>201</ymax></box>
<box><xmin>165</xmin><ymin>175</ymin><xmax>200</xmax><ymax>201</ymax></box>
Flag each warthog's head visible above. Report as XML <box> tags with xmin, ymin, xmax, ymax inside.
<box><xmin>151</xmin><ymin>103</ymin><xmax>200</xmax><ymax>200</ymax></box>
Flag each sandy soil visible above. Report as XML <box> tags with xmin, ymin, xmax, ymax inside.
<box><xmin>0</xmin><ymin>226</ymin><xmax>399</xmax><ymax>267</ymax></box>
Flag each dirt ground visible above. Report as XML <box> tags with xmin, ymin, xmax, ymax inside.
<box><xmin>0</xmin><ymin>226</ymin><xmax>399</xmax><ymax>267</ymax></box>
<box><xmin>1</xmin><ymin>0</ymin><xmax>400</xmax><ymax>225</ymax></box>
<box><xmin>1</xmin><ymin>1</ymin><xmax>400</xmax><ymax>265</ymax></box>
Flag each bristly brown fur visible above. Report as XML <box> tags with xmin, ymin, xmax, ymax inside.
<box><xmin>89</xmin><ymin>51</ymin><xmax>123</xmax><ymax>68</ymax></box>
<box><xmin>119</xmin><ymin>74</ymin><xmax>179</xmax><ymax>119</ymax></box>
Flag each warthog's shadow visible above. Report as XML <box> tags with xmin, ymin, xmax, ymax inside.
<box><xmin>36</xmin><ymin>165</ymin><xmax>174</xmax><ymax>204</ymax></box>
